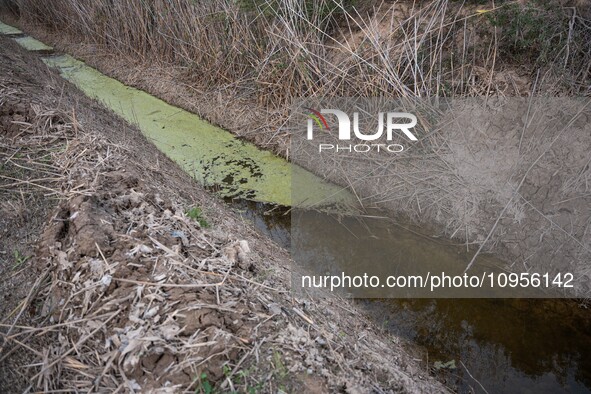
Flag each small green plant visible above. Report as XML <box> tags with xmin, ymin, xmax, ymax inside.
<box><xmin>186</xmin><ymin>206</ymin><xmax>209</xmax><ymax>228</ymax></box>
<box><xmin>12</xmin><ymin>250</ymin><xmax>29</xmax><ymax>269</ymax></box>
<box><xmin>197</xmin><ymin>372</ymin><xmax>213</xmax><ymax>394</ymax></box>
<box><xmin>195</xmin><ymin>368</ymin><xmax>261</xmax><ymax>394</ymax></box>
<box><xmin>227</xmin><ymin>366</ymin><xmax>263</xmax><ymax>393</ymax></box>
<box><xmin>222</xmin><ymin>364</ymin><xmax>232</xmax><ymax>378</ymax></box>
<box><xmin>272</xmin><ymin>350</ymin><xmax>288</xmax><ymax>380</ymax></box>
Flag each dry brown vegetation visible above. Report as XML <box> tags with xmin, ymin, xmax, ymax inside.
<box><xmin>0</xmin><ymin>37</ymin><xmax>446</xmax><ymax>393</ymax></box>
<box><xmin>0</xmin><ymin>0</ymin><xmax>590</xmax><ymax>391</ymax></box>
<box><xmin>2</xmin><ymin>0</ymin><xmax>590</xmax><ymax>153</ymax></box>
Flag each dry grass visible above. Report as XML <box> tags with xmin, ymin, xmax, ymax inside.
<box><xmin>2</xmin><ymin>0</ymin><xmax>589</xmax><ymax>152</ymax></box>
<box><xmin>0</xmin><ymin>87</ymin><xmax>443</xmax><ymax>394</ymax></box>
<box><xmin>0</xmin><ymin>37</ymin><xmax>447</xmax><ymax>392</ymax></box>
<box><xmin>3</xmin><ymin>1</ymin><xmax>494</xmax><ymax>106</ymax></box>
<box><xmin>0</xmin><ymin>72</ymin><xmax>81</xmax><ymax>391</ymax></box>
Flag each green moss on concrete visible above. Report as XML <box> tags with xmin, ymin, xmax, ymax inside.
<box><xmin>14</xmin><ymin>36</ymin><xmax>53</xmax><ymax>52</ymax></box>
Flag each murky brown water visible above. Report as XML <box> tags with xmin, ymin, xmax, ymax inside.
<box><xmin>364</xmin><ymin>298</ymin><xmax>591</xmax><ymax>393</ymax></box>
<box><xmin>233</xmin><ymin>201</ymin><xmax>591</xmax><ymax>393</ymax></box>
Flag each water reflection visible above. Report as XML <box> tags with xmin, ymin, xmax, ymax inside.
<box><xmin>229</xmin><ymin>201</ymin><xmax>591</xmax><ymax>393</ymax></box>
<box><xmin>364</xmin><ymin>299</ymin><xmax>591</xmax><ymax>393</ymax></box>
<box><xmin>225</xmin><ymin>198</ymin><xmax>291</xmax><ymax>248</ymax></box>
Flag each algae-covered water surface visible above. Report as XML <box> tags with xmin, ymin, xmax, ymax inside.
<box><xmin>14</xmin><ymin>36</ymin><xmax>52</xmax><ymax>52</ymax></box>
<box><xmin>42</xmin><ymin>54</ymin><xmax>354</xmax><ymax>209</ymax></box>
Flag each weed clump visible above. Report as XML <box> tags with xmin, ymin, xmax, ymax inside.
<box><xmin>186</xmin><ymin>206</ymin><xmax>209</xmax><ymax>228</ymax></box>
<box><xmin>486</xmin><ymin>0</ymin><xmax>591</xmax><ymax>71</ymax></box>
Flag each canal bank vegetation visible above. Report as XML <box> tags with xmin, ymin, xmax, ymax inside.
<box><xmin>1</xmin><ymin>1</ymin><xmax>590</xmax><ymax>298</ymax></box>
<box><xmin>2</xmin><ymin>0</ymin><xmax>589</xmax><ymax>149</ymax></box>
<box><xmin>0</xmin><ymin>1</ymin><xmax>590</xmax><ymax>391</ymax></box>
<box><xmin>0</xmin><ymin>36</ymin><xmax>445</xmax><ymax>393</ymax></box>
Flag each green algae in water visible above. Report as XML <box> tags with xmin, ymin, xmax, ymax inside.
<box><xmin>42</xmin><ymin>54</ymin><xmax>355</xmax><ymax>209</ymax></box>
<box><xmin>0</xmin><ymin>21</ymin><xmax>22</xmax><ymax>36</ymax></box>
<box><xmin>14</xmin><ymin>36</ymin><xmax>53</xmax><ymax>52</ymax></box>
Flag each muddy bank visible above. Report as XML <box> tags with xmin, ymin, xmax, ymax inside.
<box><xmin>0</xmin><ymin>36</ymin><xmax>446</xmax><ymax>393</ymax></box>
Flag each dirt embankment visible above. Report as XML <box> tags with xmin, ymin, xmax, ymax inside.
<box><xmin>4</xmin><ymin>5</ymin><xmax>591</xmax><ymax>296</ymax></box>
<box><xmin>0</xmin><ymin>37</ymin><xmax>446</xmax><ymax>392</ymax></box>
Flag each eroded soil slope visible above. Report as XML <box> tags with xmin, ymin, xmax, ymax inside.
<box><xmin>0</xmin><ymin>37</ymin><xmax>445</xmax><ymax>393</ymax></box>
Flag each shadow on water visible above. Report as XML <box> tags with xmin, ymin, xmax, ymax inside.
<box><xmin>228</xmin><ymin>200</ymin><xmax>591</xmax><ymax>394</ymax></box>
<box><xmin>222</xmin><ymin>198</ymin><xmax>291</xmax><ymax>249</ymax></box>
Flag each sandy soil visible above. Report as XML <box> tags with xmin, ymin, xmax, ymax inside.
<box><xmin>0</xmin><ymin>36</ymin><xmax>447</xmax><ymax>393</ymax></box>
